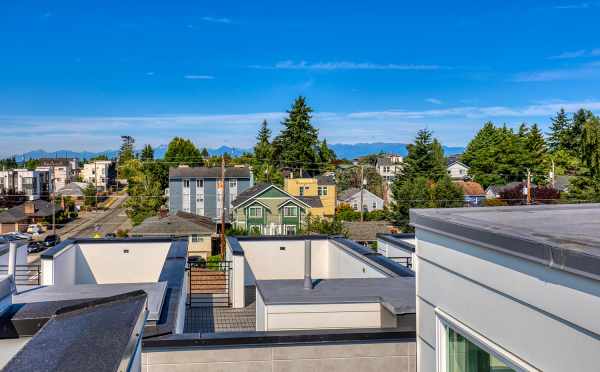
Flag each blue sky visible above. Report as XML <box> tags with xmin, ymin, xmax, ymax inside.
<box><xmin>1</xmin><ymin>0</ymin><xmax>600</xmax><ymax>156</ymax></box>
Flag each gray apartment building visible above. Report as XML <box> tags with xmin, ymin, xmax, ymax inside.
<box><xmin>168</xmin><ymin>166</ymin><xmax>253</xmax><ymax>221</ymax></box>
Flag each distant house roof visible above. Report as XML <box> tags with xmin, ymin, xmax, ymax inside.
<box><xmin>446</xmin><ymin>154</ymin><xmax>463</xmax><ymax>166</ymax></box>
<box><xmin>130</xmin><ymin>211</ymin><xmax>216</xmax><ymax>236</ymax></box>
<box><xmin>337</xmin><ymin>188</ymin><xmax>383</xmax><ymax>203</ymax></box>
<box><xmin>37</xmin><ymin>158</ymin><xmax>72</xmax><ymax>167</ymax></box>
<box><xmin>486</xmin><ymin>181</ymin><xmax>537</xmax><ymax>195</ymax></box>
<box><xmin>453</xmin><ymin>181</ymin><xmax>485</xmax><ymax>196</ymax></box>
<box><xmin>342</xmin><ymin>221</ymin><xmax>394</xmax><ymax>242</ymax></box>
<box><xmin>296</xmin><ymin>196</ymin><xmax>323</xmax><ymax>208</ymax></box>
<box><xmin>169</xmin><ymin>166</ymin><xmax>251</xmax><ymax>179</ymax></box>
<box><xmin>56</xmin><ymin>182</ymin><xmax>87</xmax><ymax>197</ymax></box>
<box><xmin>316</xmin><ymin>175</ymin><xmax>336</xmax><ymax>185</ymax></box>
<box><xmin>376</xmin><ymin>157</ymin><xmax>393</xmax><ymax>167</ymax></box>
<box><xmin>0</xmin><ymin>200</ymin><xmax>61</xmax><ymax>224</ymax></box>
<box><xmin>231</xmin><ymin>183</ymin><xmax>272</xmax><ymax>208</ymax></box>
<box><xmin>231</xmin><ymin>183</ymin><xmax>313</xmax><ymax>209</ymax></box>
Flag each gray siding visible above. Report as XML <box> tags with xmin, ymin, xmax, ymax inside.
<box><xmin>169</xmin><ymin>176</ymin><xmax>251</xmax><ymax>220</ymax></box>
<box><xmin>342</xmin><ymin>191</ymin><xmax>384</xmax><ymax>212</ymax></box>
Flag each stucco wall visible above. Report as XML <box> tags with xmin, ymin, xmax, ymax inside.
<box><xmin>327</xmin><ymin>243</ymin><xmax>387</xmax><ymax>279</ymax></box>
<box><xmin>75</xmin><ymin>242</ymin><xmax>171</xmax><ymax>284</ymax></box>
<box><xmin>142</xmin><ymin>340</ymin><xmax>416</xmax><ymax>372</ymax></box>
<box><xmin>416</xmin><ymin>229</ymin><xmax>600</xmax><ymax>372</ymax></box>
<box><xmin>241</xmin><ymin>239</ymin><xmax>330</xmax><ymax>285</ymax></box>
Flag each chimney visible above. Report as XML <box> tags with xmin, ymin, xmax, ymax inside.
<box><xmin>24</xmin><ymin>201</ymin><xmax>35</xmax><ymax>215</ymax></box>
<box><xmin>304</xmin><ymin>240</ymin><xmax>313</xmax><ymax>290</ymax></box>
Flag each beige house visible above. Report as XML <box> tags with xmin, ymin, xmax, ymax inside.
<box><xmin>130</xmin><ymin>211</ymin><xmax>216</xmax><ymax>258</ymax></box>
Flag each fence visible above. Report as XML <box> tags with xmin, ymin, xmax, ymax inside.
<box><xmin>0</xmin><ymin>264</ymin><xmax>41</xmax><ymax>286</ymax></box>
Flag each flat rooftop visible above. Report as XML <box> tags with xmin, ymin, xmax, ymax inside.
<box><xmin>13</xmin><ymin>282</ymin><xmax>167</xmax><ymax>321</ymax></box>
<box><xmin>410</xmin><ymin>203</ymin><xmax>600</xmax><ymax>280</ymax></box>
<box><xmin>257</xmin><ymin>277</ymin><xmax>416</xmax><ymax>315</ymax></box>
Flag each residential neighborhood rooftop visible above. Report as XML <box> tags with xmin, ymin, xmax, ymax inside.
<box><xmin>130</xmin><ymin>211</ymin><xmax>215</xmax><ymax>236</ymax></box>
<box><xmin>0</xmin><ymin>200</ymin><xmax>61</xmax><ymax>224</ymax></box>
<box><xmin>168</xmin><ymin>165</ymin><xmax>251</xmax><ymax>179</ymax></box>
<box><xmin>410</xmin><ymin>203</ymin><xmax>600</xmax><ymax>280</ymax></box>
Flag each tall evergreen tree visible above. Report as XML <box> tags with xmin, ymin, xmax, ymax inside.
<box><xmin>581</xmin><ymin>115</ymin><xmax>600</xmax><ymax>179</ymax></box>
<box><xmin>254</xmin><ymin>120</ymin><xmax>272</xmax><ymax>162</ymax></box>
<box><xmin>201</xmin><ymin>148</ymin><xmax>209</xmax><ymax>158</ymax></box>
<box><xmin>140</xmin><ymin>144</ymin><xmax>154</xmax><ymax>161</ymax></box>
<box><xmin>547</xmin><ymin>108</ymin><xmax>571</xmax><ymax>152</ymax></box>
<box><xmin>272</xmin><ymin>96</ymin><xmax>320</xmax><ymax>176</ymax></box>
<box><xmin>119</xmin><ymin>136</ymin><xmax>135</xmax><ymax>163</ymax></box>
<box><xmin>402</xmin><ymin>129</ymin><xmax>446</xmax><ymax>180</ymax></box>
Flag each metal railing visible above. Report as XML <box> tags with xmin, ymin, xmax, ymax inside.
<box><xmin>0</xmin><ymin>264</ymin><xmax>41</xmax><ymax>286</ymax></box>
<box><xmin>187</xmin><ymin>260</ymin><xmax>232</xmax><ymax>308</ymax></box>
<box><xmin>389</xmin><ymin>256</ymin><xmax>412</xmax><ymax>270</ymax></box>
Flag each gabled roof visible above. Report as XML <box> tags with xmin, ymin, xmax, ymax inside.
<box><xmin>130</xmin><ymin>211</ymin><xmax>216</xmax><ymax>236</ymax></box>
<box><xmin>316</xmin><ymin>175</ymin><xmax>336</xmax><ymax>185</ymax></box>
<box><xmin>169</xmin><ymin>166</ymin><xmax>251</xmax><ymax>179</ymax></box>
<box><xmin>447</xmin><ymin>160</ymin><xmax>469</xmax><ymax>169</ymax></box>
<box><xmin>337</xmin><ymin>188</ymin><xmax>383</xmax><ymax>202</ymax></box>
<box><xmin>0</xmin><ymin>200</ymin><xmax>61</xmax><ymax>224</ymax></box>
<box><xmin>231</xmin><ymin>183</ymin><xmax>312</xmax><ymax>210</ymax></box>
<box><xmin>56</xmin><ymin>182</ymin><xmax>87</xmax><ymax>197</ymax></box>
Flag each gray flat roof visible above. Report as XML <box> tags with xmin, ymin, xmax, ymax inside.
<box><xmin>410</xmin><ymin>203</ymin><xmax>600</xmax><ymax>281</ymax></box>
<box><xmin>256</xmin><ymin>277</ymin><xmax>416</xmax><ymax>315</ymax></box>
<box><xmin>13</xmin><ymin>282</ymin><xmax>167</xmax><ymax>321</ymax></box>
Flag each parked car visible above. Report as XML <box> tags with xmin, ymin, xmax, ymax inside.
<box><xmin>104</xmin><ymin>233</ymin><xmax>117</xmax><ymax>238</ymax></box>
<box><xmin>43</xmin><ymin>234</ymin><xmax>61</xmax><ymax>247</ymax></box>
<box><xmin>27</xmin><ymin>224</ymin><xmax>44</xmax><ymax>235</ymax></box>
<box><xmin>27</xmin><ymin>241</ymin><xmax>45</xmax><ymax>254</ymax></box>
<box><xmin>5</xmin><ymin>232</ymin><xmax>32</xmax><ymax>240</ymax></box>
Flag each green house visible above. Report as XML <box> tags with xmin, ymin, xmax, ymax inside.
<box><xmin>231</xmin><ymin>183</ymin><xmax>322</xmax><ymax>235</ymax></box>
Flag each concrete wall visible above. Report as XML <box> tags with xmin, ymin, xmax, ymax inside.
<box><xmin>0</xmin><ymin>243</ymin><xmax>28</xmax><ymax>267</ymax></box>
<box><xmin>76</xmin><ymin>242</ymin><xmax>171</xmax><ymax>284</ymax></box>
<box><xmin>44</xmin><ymin>242</ymin><xmax>171</xmax><ymax>285</ymax></box>
<box><xmin>327</xmin><ymin>243</ymin><xmax>386</xmax><ymax>279</ymax></box>
<box><xmin>142</xmin><ymin>340</ymin><xmax>416</xmax><ymax>372</ymax></box>
<box><xmin>416</xmin><ymin>229</ymin><xmax>600</xmax><ymax>372</ymax></box>
<box><xmin>241</xmin><ymin>239</ymin><xmax>330</xmax><ymax>286</ymax></box>
<box><xmin>42</xmin><ymin>243</ymin><xmax>78</xmax><ymax>286</ymax></box>
<box><xmin>256</xmin><ymin>291</ymin><xmax>393</xmax><ymax>331</ymax></box>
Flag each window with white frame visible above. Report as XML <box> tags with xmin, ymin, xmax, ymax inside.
<box><xmin>248</xmin><ymin>206</ymin><xmax>263</xmax><ymax>218</ymax></box>
<box><xmin>299</xmin><ymin>186</ymin><xmax>306</xmax><ymax>196</ymax></box>
<box><xmin>318</xmin><ymin>186</ymin><xmax>327</xmax><ymax>196</ymax></box>
<box><xmin>436</xmin><ymin>310</ymin><xmax>529</xmax><ymax>372</ymax></box>
<box><xmin>283</xmin><ymin>205</ymin><xmax>298</xmax><ymax>217</ymax></box>
<box><xmin>196</xmin><ymin>179</ymin><xmax>203</xmax><ymax>188</ymax></box>
<box><xmin>183</xmin><ymin>179</ymin><xmax>190</xmax><ymax>189</ymax></box>
<box><xmin>352</xmin><ymin>203</ymin><xmax>358</xmax><ymax>210</ymax></box>
<box><xmin>372</xmin><ymin>201</ymin><xmax>377</xmax><ymax>209</ymax></box>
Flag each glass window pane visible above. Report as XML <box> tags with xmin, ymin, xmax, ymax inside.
<box><xmin>447</xmin><ymin>327</ymin><xmax>515</xmax><ymax>372</ymax></box>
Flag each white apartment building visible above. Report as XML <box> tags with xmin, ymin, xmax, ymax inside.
<box><xmin>376</xmin><ymin>154</ymin><xmax>404</xmax><ymax>182</ymax></box>
<box><xmin>82</xmin><ymin>160</ymin><xmax>114</xmax><ymax>191</ymax></box>
<box><xmin>0</xmin><ymin>169</ymin><xmax>49</xmax><ymax>200</ymax></box>
<box><xmin>36</xmin><ymin>158</ymin><xmax>74</xmax><ymax>191</ymax></box>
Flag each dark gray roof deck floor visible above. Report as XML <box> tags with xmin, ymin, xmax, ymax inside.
<box><xmin>256</xmin><ymin>278</ymin><xmax>416</xmax><ymax>315</ymax></box>
<box><xmin>184</xmin><ymin>286</ymin><xmax>256</xmax><ymax>333</ymax></box>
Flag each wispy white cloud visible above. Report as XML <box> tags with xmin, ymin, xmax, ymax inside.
<box><xmin>3</xmin><ymin>101</ymin><xmax>600</xmax><ymax>156</ymax></box>
<box><xmin>548</xmin><ymin>49</ymin><xmax>586</xmax><ymax>59</ymax></box>
<box><xmin>201</xmin><ymin>16</ymin><xmax>232</xmax><ymax>24</ymax></box>
<box><xmin>425</xmin><ymin>98</ymin><xmax>443</xmax><ymax>105</ymax></box>
<box><xmin>592</xmin><ymin>49</ymin><xmax>600</xmax><ymax>56</ymax></box>
<box><xmin>184</xmin><ymin>75</ymin><xmax>215</xmax><ymax>80</ymax></box>
<box><xmin>250</xmin><ymin>60</ymin><xmax>445</xmax><ymax>71</ymax></box>
<box><xmin>146</xmin><ymin>72</ymin><xmax>155</xmax><ymax>76</ymax></box>
<box><xmin>513</xmin><ymin>61</ymin><xmax>600</xmax><ymax>82</ymax></box>
<box><xmin>41</xmin><ymin>11</ymin><xmax>53</xmax><ymax>18</ymax></box>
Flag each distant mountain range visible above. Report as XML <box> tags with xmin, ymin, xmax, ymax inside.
<box><xmin>13</xmin><ymin>143</ymin><xmax>464</xmax><ymax>162</ymax></box>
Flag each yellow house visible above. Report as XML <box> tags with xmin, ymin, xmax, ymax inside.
<box><xmin>284</xmin><ymin>175</ymin><xmax>336</xmax><ymax>217</ymax></box>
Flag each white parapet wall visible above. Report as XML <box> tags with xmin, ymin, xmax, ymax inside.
<box><xmin>41</xmin><ymin>241</ymin><xmax>172</xmax><ymax>286</ymax></box>
<box><xmin>416</xmin><ymin>229</ymin><xmax>600</xmax><ymax>372</ymax></box>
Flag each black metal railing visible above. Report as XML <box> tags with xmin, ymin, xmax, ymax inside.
<box><xmin>0</xmin><ymin>264</ymin><xmax>41</xmax><ymax>286</ymax></box>
<box><xmin>187</xmin><ymin>260</ymin><xmax>232</xmax><ymax>308</ymax></box>
<box><xmin>389</xmin><ymin>256</ymin><xmax>413</xmax><ymax>270</ymax></box>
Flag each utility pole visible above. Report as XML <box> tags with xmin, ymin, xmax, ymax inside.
<box><xmin>52</xmin><ymin>190</ymin><xmax>56</xmax><ymax>234</ymax></box>
<box><xmin>526</xmin><ymin>169</ymin><xmax>532</xmax><ymax>205</ymax></box>
<box><xmin>220</xmin><ymin>155</ymin><xmax>226</xmax><ymax>259</ymax></box>
<box><xmin>551</xmin><ymin>160</ymin><xmax>556</xmax><ymax>188</ymax></box>
<box><xmin>360</xmin><ymin>165</ymin><xmax>365</xmax><ymax>222</ymax></box>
